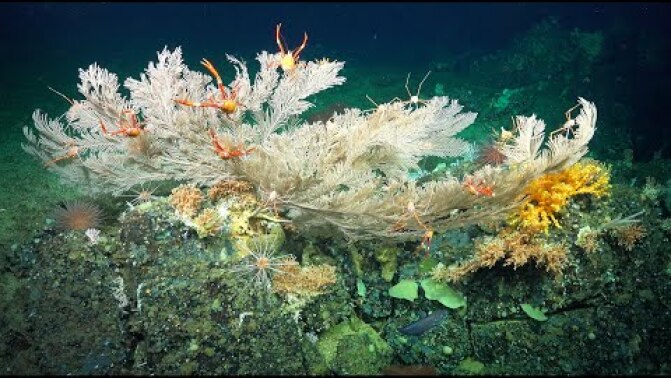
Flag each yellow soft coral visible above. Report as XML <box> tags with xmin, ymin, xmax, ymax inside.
<box><xmin>512</xmin><ymin>160</ymin><xmax>610</xmax><ymax>234</ymax></box>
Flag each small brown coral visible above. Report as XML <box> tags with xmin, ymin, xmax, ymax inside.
<box><xmin>534</xmin><ymin>243</ymin><xmax>569</xmax><ymax>276</ymax></box>
<box><xmin>272</xmin><ymin>263</ymin><xmax>337</xmax><ymax>297</ymax></box>
<box><xmin>169</xmin><ymin>184</ymin><xmax>203</xmax><ymax>217</ymax></box>
<box><xmin>613</xmin><ymin>224</ymin><xmax>647</xmax><ymax>251</ymax></box>
<box><xmin>477</xmin><ymin>142</ymin><xmax>507</xmax><ymax>166</ymax></box>
<box><xmin>207</xmin><ymin>179</ymin><xmax>254</xmax><ymax>201</ymax></box>
<box><xmin>576</xmin><ymin>226</ymin><xmax>600</xmax><ymax>253</ymax></box>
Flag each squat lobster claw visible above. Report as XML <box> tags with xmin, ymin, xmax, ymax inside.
<box><xmin>208</xmin><ymin>128</ymin><xmax>255</xmax><ymax>160</ymax></box>
<box><xmin>462</xmin><ymin>177</ymin><xmax>496</xmax><ymax>197</ymax></box>
<box><xmin>418</xmin><ymin>229</ymin><xmax>434</xmax><ymax>256</ymax></box>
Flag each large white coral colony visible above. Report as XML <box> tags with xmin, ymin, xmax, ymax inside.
<box><xmin>23</xmin><ymin>25</ymin><xmax>597</xmax><ymax>242</ymax></box>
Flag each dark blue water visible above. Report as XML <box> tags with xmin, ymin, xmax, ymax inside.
<box><xmin>2</xmin><ymin>3</ymin><xmax>665</xmax><ymax>66</ymax></box>
<box><xmin>1</xmin><ymin>2</ymin><xmax>669</xmax><ymax>158</ymax></box>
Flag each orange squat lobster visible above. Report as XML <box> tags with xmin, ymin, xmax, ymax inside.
<box><xmin>275</xmin><ymin>23</ymin><xmax>308</xmax><ymax>72</ymax></box>
<box><xmin>208</xmin><ymin>128</ymin><xmax>255</xmax><ymax>160</ymax></box>
<box><xmin>463</xmin><ymin>177</ymin><xmax>496</xmax><ymax>197</ymax></box>
<box><xmin>175</xmin><ymin>59</ymin><xmax>240</xmax><ymax>115</ymax></box>
<box><xmin>100</xmin><ymin>109</ymin><xmax>145</xmax><ymax>137</ymax></box>
<box><xmin>45</xmin><ymin>144</ymin><xmax>80</xmax><ymax>167</ymax></box>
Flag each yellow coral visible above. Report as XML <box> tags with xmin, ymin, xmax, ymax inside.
<box><xmin>513</xmin><ymin>160</ymin><xmax>610</xmax><ymax>234</ymax></box>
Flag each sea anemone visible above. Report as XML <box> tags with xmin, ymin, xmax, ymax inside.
<box><xmin>121</xmin><ymin>185</ymin><xmax>160</xmax><ymax>206</ymax></box>
<box><xmin>477</xmin><ymin>142</ymin><xmax>507</xmax><ymax>166</ymax></box>
<box><xmin>229</xmin><ymin>236</ymin><xmax>296</xmax><ymax>291</ymax></box>
<box><xmin>53</xmin><ymin>200</ymin><xmax>104</xmax><ymax>231</ymax></box>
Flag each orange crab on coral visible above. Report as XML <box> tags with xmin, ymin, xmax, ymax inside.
<box><xmin>208</xmin><ymin>128</ymin><xmax>256</xmax><ymax>160</ymax></box>
<box><xmin>462</xmin><ymin>176</ymin><xmax>496</xmax><ymax>197</ymax></box>
<box><xmin>100</xmin><ymin>109</ymin><xmax>145</xmax><ymax>138</ymax></box>
<box><xmin>174</xmin><ymin>58</ymin><xmax>241</xmax><ymax>115</ymax></box>
<box><xmin>274</xmin><ymin>23</ymin><xmax>308</xmax><ymax>72</ymax></box>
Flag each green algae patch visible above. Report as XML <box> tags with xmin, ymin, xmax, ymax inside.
<box><xmin>316</xmin><ymin>316</ymin><xmax>392</xmax><ymax>375</ymax></box>
<box><xmin>520</xmin><ymin>303</ymin><xmax>548</xmax><ymax>321</ymax></box>
<box><xmin>348</xmin><ymin>245</ymin><xmax>365</xmax><ymax>277</ymax></box>
<box><xmin>419</xmin><ymin>256</ymin><xmax>440</xmax><ymax>274</ymax></box>
<box><xmin>457</xmin><ymin>357</ymin><xmax>485</xmax><ymax>374</ymax></box>
<box><xmin>420</xmin><ymin>278</ymin><xmax>466</xmax><ymax>309</ymax></box>
<box><xmin>374</xmin><ymin>246</ymin><xmax>399</xmax><ymax>282</ymax></box>
<box><xmin>492</xmin><ymin>87</ymin><xmax>521</xmax><ymax>111</ymax></box>
<box><xmin>356</xmin><ymin>279</ymin><xmax>367</xmax><ymax>298</ymax></box>
<box><xmin>389</xmin><ymin>279</ymin><xmax>419</xmax><ymax>301</ymax></box>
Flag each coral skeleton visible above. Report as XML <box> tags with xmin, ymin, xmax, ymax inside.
<box><xmin>23</xmin><ymin>40</ymin><xmax>598</xmax><ymax>242</ymax></box>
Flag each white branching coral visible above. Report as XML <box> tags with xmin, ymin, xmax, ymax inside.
<box><xmin>23</xmin><ymin>40</ymin><xmax>598</xmax><ymax>242</ymax></box>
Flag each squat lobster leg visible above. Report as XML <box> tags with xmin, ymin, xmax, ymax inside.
<box><xmin>388</xmin><ymin>71</ymin><xmax>432</xmax><ymax>108</ymax></box>
<box><xmin>45</xmin><ymin>144</ymin><xmax>80</xmax><ymax>167</ymax></box>
<box><xmin>405</xmin><ymin>71</ymin><xmax>431</xmax><ymax>107</ymax></box>
<box><xmin>200</xmin><ymin>58</ymin><xmax>238</xmax><ymax>108</ymax></box>
<box><xmin>392</xmin><ymin>201</ymin><xmax>435</xmax><ymax>257</ymax></box>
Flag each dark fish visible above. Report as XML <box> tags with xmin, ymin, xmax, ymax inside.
<box><xmin>398</xmin><ymin>309</ymin><xmax>448</xmax><ymax>336</ymax></box>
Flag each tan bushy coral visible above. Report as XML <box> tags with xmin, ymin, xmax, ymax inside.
<box><xmin>273</xmin><ymin>263</ymin><xmax>337</xmax><ymax>297</ymax></box>
<box><xmin>613</xmin><ymin>224</ymin><xmax>647</xmax><ymax>251</ymax></box>
<box><xmin>169</xmin><ymin>184</ymin><xmax>203</xmax><ymax>218</ymax></box>
<box><xmin>576</xmin><ymin>225</ymin><xmax>600</xmax><ymax>253</ymax></box>
<box><xmin>432</xmin><ymin>229</ymin><xmax>567</xmax><ymax>282</ymax></box>
<box><xmin>207</xmin><ymin>179</ymin><xmax>254</xmax><ymax>202</ymax></box>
